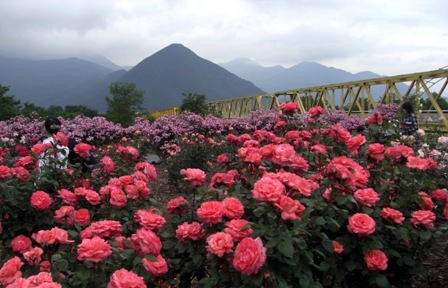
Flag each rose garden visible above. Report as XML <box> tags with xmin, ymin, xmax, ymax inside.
<box><xmin>0</xmin><ymin>104</ymin><xmax>447</xmax><ymax>287</ymax></box>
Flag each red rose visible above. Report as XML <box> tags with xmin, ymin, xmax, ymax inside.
<box><xmin>252</xmin><ymin>177</ymin><xmax>285</xmax><ymax>203</ymax></box>
<box><xmin>381</xmin><ymin>207</ymin><xmax>405</xmax><ymax>225</ymax></box>
<box><xmin>224</xmin><ymin>219</ymin><xmax>253</xmax><ymax>242</ymax></box>
<box><xmin>142</xmin><ymin>254</ymin><xmax>168</xmax><ymax>277</ymax></box>
<box><xmin>279</xmin><ymin>102</ymin><xmax>299</xmax><ymax>113</ymax></box>
<box><xmin>0</xmin><ymin>165</ymin><xmax>12</xmax><ymax>179</ymax></box>
<box><xmin>430</xmin><ymin>189</ymin><xmax>447</xmax><ymax>202</ymax></box>
<box><xmin>354</xmin><ymin>188</ymin><xmax>380</xmax><ymax>207</ymax></box>
<box><xmin>347</xmin><ymin>213</ymin><xmax>376</xmax><ymax>236</ymax></box>
<box><xmin>222</xmin><ymin>197</ymin><xmax>245</xmax><ymax>219</ymax></box>
<box><xmin>107</xmin><ymin>269</ymin><xmax>146</xmax><ymax>288</ymax></box>
<box><xmin>206</xmin><ymin>232</ymin><xmax>234</xmax><ymax>257</ymax></box>
<box><xmin>11</xmin><ymin>235</ymin><xmax>32</xmax><ymax>254</ymax></box>
<box><xmin>364</xmin><ymin>250</ymin><xmax>388</xmax><ymax>271</ymax></box>
<box><xmin>175</xmin><ymin>222</ymin><xmax>205</xmax><ymax>242</ymax></box>
<box><xmin>308</xmin><ymin>106</ymin><xmax>325</xmax><ymax>117</ymax></box>
<box><xmin>180</xmin><ymin>168</ymin><xmax>206</xmax><ymax>186</ymax></box>
<box><xmin>0</xmin><ymin>256</ymin><xmax>23</xmax><ymax>286</ymax></box>
<box><xmin>332</xmin><ymin>240</ymin><xmax>344</xmax><ymax>254</ymax></box>
<box><xmin>77</xmin><ymin>237</ymin><xmax>112</xmax><ymax>263</ymax></box>
<box><xmin>232</xmin><ymin>237</ymin><xmax>267</xmax><ymax>275</ymax></box>
<box><xmin>31</xmin><ymin>143</ymin><xmax>46</xmax><ymax>155</ymax></box>
<box><xmin>30</xmin><ymin>191</ymin><xmax>52</xmax><ymax>210</ymax></box>
<box><xmin>410</xmin><ymin>210</ymin><xmax>436</xmax><ymax>228</ymax></box>
<box><xmin>196</xmin><ymin>201</ymin><xmax>224</xmax><ymax>224</ymax></box>
<box><xmin>216</xmin><ymin>153</ymin><xmax>229</xmax><ymax>163</ymax></box>
<box><xmin>11</xmin><ymin>167</ymin><xmax>30</xmax><ymax>181</ymax></box>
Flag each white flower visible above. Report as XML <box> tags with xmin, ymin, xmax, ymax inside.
<box><xmin>438</xmin><ymin>136</ymin><xmax>448</xmax><ymax>145</ymax></box>
<box><xmin>416</xmin><ymin>129</ymin><xmax>425</xmax><ymax>137</ymax></box>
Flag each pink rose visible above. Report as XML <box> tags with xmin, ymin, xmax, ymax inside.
<box><xmin>252</xmin><ymin>177</ymin><xmax>285</xmax><ymax>203</ymax></box>
<box><xmin>107</xmin><ymin>269</ymin><xmax>146</xmax><ymax>288</ymax></box>
<box><xmin>406</xmin><ymin>156</ymin><xmax>437</xmax><ymax>170</ymax></box>
<box><xmin>130</xmin><ymin>228</ymin><xmax>162</xmax><ymax>256</ymax></box>
<box><xmin>381</xmin><ymin>207</ymin><xmax>405</xmax><ymax>225</ymax></box>
<box><xmin>274</xmin><ymin>196</ymin><xmax>306</xmax><ymax>220</ymax></box>
<box><xmin>347</xmin><ymin>213</ymin><xmax>376</xmax><ymax>236</ymax></box>
<box><xmin>410</xmin><ymin>210</ymin><xmax>436</xmax><ymax>228</ymax></box>
<box><xmin>0</xmin><ymin>257</ymin><xmax>23</xmax><ymax>286</ymax></box>
<box><xmin>109</xmin><ymin>188</ymin><xmax>127</xmax><ymax>208</ymax></box>
<box><xmin>11</xmin><ymin>235</ymin><xmax>32</xmax><ymax>254</ymax></box>
<box><xmin>196</xmin><ymin>201</ymin><xmax>224</xmax><ymax>224</ymax></box>
<box><xmin>57</xmin><ymin>189</ymin><xmax>78</xmax><ymax>206</ymax></box>
<box><xmin>346</xmin><ymin>134</ymin><xmax>366</xmax><ymax>155</ymax></box>
<box><xmin>354</xmin><ymin>188</ymin><xmax>380</xmax><ymax>207</ymax></box>
<box><xmin>30</xmin><ymin>191</ymin><xmax>52</xmax><ymax>210</ymax></box>
<box><xmin>80</xmin><ymin>220</ymin><xmax>122</xmax><ymax>239</ymax></box>
<box><xmin>367</xmin><ymin>143</ymin><xmax>385</xmax><ymax>162</ymax></box>
<box><xmin>74</xmin><ymin>143</ymin><xmax>93</xmax><ymax>158</ymax></box>
<box><xmin>166</xmin><ymin>196</ymin><xmax>188</xmax><ymax>215</ymax></box>
<box><xmin>74</xmin><ymin>209</ymin><xmax>91</xmax><ymax>226</ymax></box>
<box><xmin>224</xmin><ymin>219</ymin><xmax>253</xmax><ymax>242</ymax></box>
<box><xmin>142</xmin><ymin>254</ymin><xmax>168</xmax><ymax>277</ymax></box>
<box><xmin>180</xmin><ymin>168</ymin><xmax>206</xmax><ymax>186</ymax></box>
<box><xmin>23</xmin><ymin>247</ymin><xmax>44</xmax><ymax>265</ymax></box>
<box><xmin>222</xmin><ymin>197</ymin><xmax>244</xmax><ymax>219</ymax></box>
<box><xmin>364</xmin><ymin>250</ymin><xmax>388</xmax><ymax>271</ymax></box>
<box><xmin>206</xmin><ymin>232</ymin><xmax>234</xmax><ymax>257</ymax></box>
<box><xmin>232</xmin><ymin>237</ymin><xmax>266</xmax><ymax>275</ymax></box>
<box><xmin>77</xmin><ymin>237</ymin><xmax>112</xmax><ymax>263</ymax></box>
<box><xmin>134</xmin><ymin>209</ymin><xmax>166</xmax><ymax>231</ymax></box>
<box><xmin>176</xmin><ymin>222</ymin><xmax>205</xmax><ymax>242</ymax></box>
<box><xmin>332</xmin><ymin>241</ymin><xmax>344</xmax><ymax>254</ymax></box>
<box><xmin>54</xmin><ymin>206</ymin><xmax>75</xmax><ymax>225</ymax></box>
<box><xmin>100</xmin><ymin>156</ymin><xmax>115</xmax><ymax>173</ymax></box>
<box><xmin>134</xmin><ymin>162</ymin><xmax>157</xmax><ymax>181</ymax></box>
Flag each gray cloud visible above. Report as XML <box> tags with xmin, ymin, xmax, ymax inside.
<box><xmin>0</xmin><ymin>0</ymin><xmax>447</xmax><ymax>75</ymax></box>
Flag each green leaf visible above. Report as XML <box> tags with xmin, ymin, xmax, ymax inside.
<box><xmin>277</xmin><ymin>238</ymin><xmax>294</xmax><ymax>258</ymax></box>
<box><xmin>374</xmin><ymin>274</ymin><xmax>391</xmax><ymax>288</ymax></box>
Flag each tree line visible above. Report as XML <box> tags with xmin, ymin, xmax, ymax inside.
<box><xmin>0</xmin><ymin>82</ymin><xmax>214</xmax><ymax>126</ymax></box>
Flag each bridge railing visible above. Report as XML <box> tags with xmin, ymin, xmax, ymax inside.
<box><xmin>148</xmin><ymin>68</ymin><xmax>448</xmax><ymax>129</ymax></box>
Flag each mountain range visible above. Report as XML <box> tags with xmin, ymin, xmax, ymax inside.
<box><xmin>0</xmin><ymin>44</ymin><xmax>403</xmax><ymax>112</ymax></box>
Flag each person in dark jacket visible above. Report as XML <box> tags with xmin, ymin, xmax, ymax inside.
<box><xmin>400</xmin><ymin>102</ymin><xmax>418</xmax><ymax>136</ymax></box>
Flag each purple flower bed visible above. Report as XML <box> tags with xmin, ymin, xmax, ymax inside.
<box><xmin>1</xmin><ymin>106</ymin><xmax>398</xmax><ymax>151</ymax></box>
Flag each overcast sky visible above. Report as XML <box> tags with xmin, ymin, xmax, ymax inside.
<box><xmin>1</xmin><ymin>0</ymin><xmax>447</xmax><ymax>75</ymax></box>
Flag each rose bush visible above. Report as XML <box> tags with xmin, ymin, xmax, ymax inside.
<box><xmin>0</xmin><ymin>104</ymin><xmax>447</xmax><ymax>287</ymax></box>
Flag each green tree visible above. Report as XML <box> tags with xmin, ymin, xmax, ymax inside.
<box><xmin>64</xmin><ymin>105</ymin><xmax>99</xmax><ymax>118</ymax></box>
<box><xmin>105</xmin><ymin>82</ymin><xmax>144</xmax><ymax>126</ymax></box>
<box><xmin>21</xmin><ymin>102</ymin><xmax>47</xmax><ymax>117</ymax></box>
<box><xmin>0</xmin><ymin>85</ymin><xmax>21</xmax><ymax>120</ymax></box>
<box><xmin>180</xmin><ymin>92</ymin><xmax>210</xmax><ymax>116</ymax></box>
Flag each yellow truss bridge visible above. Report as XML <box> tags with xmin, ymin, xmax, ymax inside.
<box><xmin>150</xmin><ymin>68</ymin><xmax>448</xmax><ymax>130</ymax></box>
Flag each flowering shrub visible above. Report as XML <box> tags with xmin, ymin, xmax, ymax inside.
<box><xmin>0</xmin><ymin>104</ymin><xmax>447</xmax><ymax>287</ymax></box>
